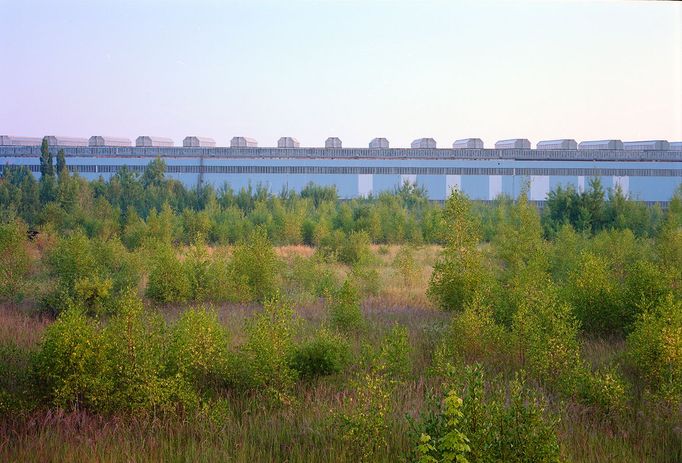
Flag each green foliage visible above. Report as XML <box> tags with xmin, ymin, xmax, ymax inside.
<box><xmin>341</xmin><ymin>230</ymin><xmax>373</xmax><ymax>264</ymax></box>
<box><xmin>234</xmin><ymin>293</ymin><xmax>299</xmax><ymax>402</ymax></box>
<box><xmin>349</xmin><ymin>259</ymin><xmax>381</xmax><ymax>297</ymax></box>
<box><xmin>146</xmin><ymin>241</ymin><xmax>190</xmax><ymax>303</ymax></box>
<box><xmin>393</xmin><ymin>245</ymin><xmax>419</xmax><ymax>288</ymax></box>
<box><xmin>376</xmin><ymin>323</ymin><xmax>412</xmax><ymax>380</ymax></box>
<box><xmin>338</xmin><ymin>371</ymin><xmax>392</xmax><ymax>462</ymax></box>
<box><xmin>32</xmin><ymin>307</ymin><xmax>110</xmax><ymax>410</ymax></box>
<box><xmin>564</xmin><ymin>251</ymin><xmax>628</xmax><ymax>335</ymax></box>
<box><xmin>433</xmin><ymin>296</ymin><xmax>510</xmax><ymax>372</ymax></box>
<box><xmin>627</xmin><ymin>294</ymin><xmax>682</xmax><ymax>404</ymax></box>
<box><xmin>327</xmin><ymin>279</ymin><xmax>364</xmax><ymax>333</ymax></box>
<box><xmin>428</xmin><ymin>189</ymin><xmax>496</xmax><ymax>312</ymax></box>
<box><xmin>0</xmin><ymin>220</ymin><xmax>31</xmax><ymax>302</ymax></box>
<box><xmin>414</xmin><ymin>366</ymin><xmax>560</xmax><ymax>463</ymax></box>
<box><xmin>45</xmin><ymin>232</ymin><xmax>140</xmax><ymax>314</ymax></box>
<box><xmin>168</xmin><ymin>306</ymin><xmax>230</xmax><ymax>393</ymax></box>
<box><xmin>100</xmin><ymin>290</ymin><xmax>198</xmax><ymax>413</ymax></box>
<box><xmin>231</xmin><ymin>227</ymin><xmax>280</xmax><ymax>302</ymax></box>
<box><xmin>289</xmin><ymin>328</ymin><xmax>351</xmax><ymax>379</ymax></box>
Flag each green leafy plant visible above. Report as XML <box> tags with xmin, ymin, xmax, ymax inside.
<box><xmin>327</xmin><ymin>279</ymin><xmax>364</xmax><ymax>333</ymax></box>
<box><xmin>289</xmin><ymin>328</ymin><xmax>350</xmax><ymax>379</ymax></box>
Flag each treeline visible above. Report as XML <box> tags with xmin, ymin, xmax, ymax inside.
<box><xmin>1</xmin><ymin>151</ymin><xmax>677</xmax><ymax>246</ymax></box>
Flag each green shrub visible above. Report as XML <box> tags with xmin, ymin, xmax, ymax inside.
<box><xmin>627</xmin><ymin>294</ymin><xmax>682</xmax><ymax>404</ymax></box>
<box><xmin>428</xmin><ymin>248</ymin><xmax>495</xmax><ymax>313</ymax></box>
<box><xmin>183</xmin><ymin>240</ymin><xmax>212</xmax><ymax>302</ymax></box>
<box><xmin>289</xmin><ymin>328</ymin><xmax>351</xmax><ymax>379</ymax></box>
<box><xmin>393</xmin><ymin>245</ymin><xmax>419</xmax><ymax>288</ymax></box>
<box><xmin>413</xmin><ymin>390</ymin><xmax>470</xmax><ymax>463</ymax></box>
<box><xmin>0</xmin><ymin>342</ymin><xmax>36</xmax><ymax>413</ymax></box>
<box><xmin>101</xmin><ymin>290</ymin><xmax>198</xmax><ymax>413</ymax></box>
<box><xmin>577</xmin><ymin>368</ymin><xmax>629</xmax><ymax>416</ymax></box>
<box><xmin>512</xmin><ymin>294</ymin><xmax>584</xmax><ymax>396</ymax></box>
<box><xmin>32</xmin><ymin>307</ymin><xmax>110</xmax><ymax>410</ymax></box>
<box><xmin>168</xmin><ymin>306</ymin><xmax>230</xmax><ymax>394</ymax></box>
<box><xmin>231</xmin><ymin>227</ymin><xmax>280</xmax><ymax>302</ymax></box>
<box><xmin>338</xmin><ymin>230</ymin><xmax>372</xmax><ymax>265</ymax></box>
<box><xmin>415</xmin><ymin>365</ymin><xmax>560</xmax><ymax>463</ymax></box>
<box><xmin>337</xmin><ymin>371</ymin><xmax>393</xmax><ymax>462</ymax></box>
<box><xmin>327</xmin><ymin>279</ymin><xmax>364</xmax><ymax>333</ymax></box>
<box><xmin>433</xmin><ymin>296</ymin><xmax>510</xmax><ymax>373</ymax></box>
<box><xmin>0</xmin><ymin>220</ymin><xmax>31</xmax><ymax>303</ymax></box>
<box><xmin>146</xmin><ymin>242</ymin><xmax>190</xmax><ymax>303</ymax></box>
<box><xmin>349</xmin><ymin>260</ymin><xmax>381</xmax><ymax>297</ymax></box>
<box><xmin>233</xmin><ymin>293</ymin><xmax>299</xmax><ymax>403</ymax></box>
<box><xmin>564</xmin><ymin>251</ymin><xmax>625</xmax><ymax>336</ymax></box>
<box><xmin>286</xmin><ymin>254</ymin><xmax>338</xmax><ymax>301</ymax></box>
<box><xmin>44</xmin><ymin>232</ymin><xmax>140</xmax><ymax>314</ymax></box>
<box><xmin>376</xmin><ymin>323</ymin><xmax>412</xmax><ymax>380</ymax></box>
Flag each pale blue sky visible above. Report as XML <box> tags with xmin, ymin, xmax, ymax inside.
<box><xmin>1</xmin><ymin>0</ymin><xmax>680</xmax><ymax>148</ymax></box>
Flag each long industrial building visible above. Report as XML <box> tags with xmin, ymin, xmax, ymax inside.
<box><xmin>1</xmin><ymin>136</ymin><xmax>681</xmax><ymax>203</ymax></box>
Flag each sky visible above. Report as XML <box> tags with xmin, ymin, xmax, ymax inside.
<box><xmin>0</xmin><ymin>0</ymin><xmax>680</xmax><ymax>148</ymax></box>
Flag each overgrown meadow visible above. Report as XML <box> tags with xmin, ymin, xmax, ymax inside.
<box><xmin>0</xmin><ymin>156</ymin><xmax>681</xmax><ymax>462</ymax></box>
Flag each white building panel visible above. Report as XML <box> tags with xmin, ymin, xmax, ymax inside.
<box><xmin>670</xmin><ymin>142</ymin><xmax>682</xmax><ymax>151</ymax></box>
<box><xmin>369</xmin><ymin>138</ymin><xmax>389</xmax><ymax>149</ymax></box>
<box><xmin>0</xmin><ymin>136</ymin><xmax>42</xmax><ymax>146</ymax></box>
<box><xmin>578</xmin><ymin>176</ymin><xmax>585</xmax><ymax>193</ymax></box>
<box><xmin>536</xmin><ymin>139</ymin><xmax>577</xmax><ymax>150</ymax></box>
<box><xmin>578</xmin><ymin>140</ymin><xmax>623</xmax><ymax>150</ymax></box>
<box><xmin>89</xmin><ymin>136</ymin><xmax>132</xmax><ymax>147</ymax></box>
<box><xmin>183</xmin><ymin>136</ymin><xmax>216</xmax><ymax>148</ymax></box>
<box><xmin>278</xmin><ymin>137</ymin><xmax>300</xmax><ymax>148</ymax></box>
<box><xmin>495</xmin><ymin>139</ymin><xmax>531</xmax><ymax>150</ymax></box>
<box><xmin>44</xmin><ymin>136</ymin><xmax>89</xmax><ymax>147</ymax></box>
<box><xmin>231</xmin><ymin>137</ymin><xmax>258</xmax><ymax>148</ymax></box>
<box><xmin>446</xmin><ymin>175</ymin><xmax>462</xmax><ymax>194</ymax></box>
<box><xmin>452</xmin><ymin>138</ymin><xmax>484</xmax><ymax>149</ymax></box>
<box><xmin>136</xmin><ymin>136</ymin><xmax>174</xmax><ymax>147</ymax></box>
<box><xmin>411</xmin><ymin>138</ymin><xmax>436</xmax><ymax>149</ymax></box>
<box><xmin>623</xmin><ymin>140</ymin><xmax>669</xmax><ymax>151</ymax></box>
<box><xmin>325</xmin><ymin>137</ymin><xmax>342</xmax><ymax>149</ymax></box>
<box><xmin>489</xmin><ymin>175</ymin><xmax>502</xmax><ymax>199</ymax></box>
<box><xmin>613</xmin><ymin>176</ymin><xmax>629</xmax><ymax>195</ymax></box>
<box><xmin>358</xmin><ymin>174</ymin><xmax>373</xmax><ymax>197</ymax></box>
<box><xmin>530</xmin><ymin>175</ymin><xmax>550</xmax><ymax>201</ymax></box>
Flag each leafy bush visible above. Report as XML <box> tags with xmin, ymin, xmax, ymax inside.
<box><xmin>327</xmin><ymin>279</ymin><xmax>364</xmax><ymax>333</ymax></box>
<box><xmin>32</xmin><ymin>307</ymin><xmax>110</xmax><ymax>410</ymax></box>
<box><xmin>100</xmin><ymin>290</ymin><xmax>198</xmax><ymax>413</ymax></box>
<box><xmin>231</xmin><ymin>227</ymin><xmax>280</xmax><ymax>302</ymax></box>
<box><xmin>233</xmin><ymin>293</ymin><xmax>299</xmax><ymax>403</ymax></box>
<box><xmin>337</xmin><ymin>371</ymin><xmax>392</xmax><ymax>462</ymax></box>
<box><xmin>564</xmin><ymin>251</ymin><xmax>625</xmax><ymax>336</ymax></box>
<box><xmin>44</xmin><ymin>232</ymin><xmax>140</xmax><ymax>314</ymax></box>
<box><xmin>376</xmin><ymin>323</ymin><xmax>412</xmax><ymax>380</ymax></box>
<box><xmin>433</xmin><ymin>296</ymin><xmax>510</xmax><ymax>372</ymax></box>
<box><xmin>0</xmin><ymin>220</ymin><xmax>31</xmax><ymax>303</ymax></box>
<box><xmin>168</xmin><ymin>306</ymin><xmax>230</xmax><ymax>393</ymax></box>
<box><xmin>512</xmin><ymin>290</ymin><xmax>584</xmax><ymax>396</ymax></box>
<box><xmin>349</xmin><ymin>260</ymin><xmax>381</xmax><ymax>297</ymax></box>
<box><xmin>627</xmin><ymin>294</ymin><xmax>682</xmax><ymax>403</ymax></box>
<box><xmin>337</xmin><ymin>230</ymin><xmax>373</xmax><ymax>265</ymax></box>
<box><xmin>285</xmin><ymin>254</ymin><xmax>338</xmax><ymax>301</ymax></box>
<box><xmin>145</xmin><ymin>241</ymin><xmax>190</xmax><ymax>303</ymax></box>
<box><xmin>577</xmin><ymin>368</ymin><xmax>629</xmax><ymax>416</ymax></box>
<box><xmin>413</xmin><ymin>390</ymin><xmax>470</xmax><ymax>463</ymax></box>
<box><xmin>393</xmin><ymin>245</ymin><xmax>419</xmax><ymax>288</ymax></box>
<box><xmin>289</xmin><ymin>328</ymin><xmax>351</xmax><ymax>379</ymax></box>
<box><xmin>414</xmin><ymin>365</ymin><xmax>560</xmax><ymax>463</ymax></box>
